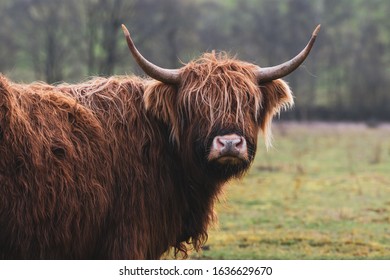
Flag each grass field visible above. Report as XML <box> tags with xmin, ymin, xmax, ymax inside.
<box><xmin>190</xmin><ymin>122</ymin><xmax>390</xmax><ymax>259</ymax></box>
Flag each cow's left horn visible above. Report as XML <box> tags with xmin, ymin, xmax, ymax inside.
<box><xmin>121</xmin><ymin>24</ymin><xmax>181</xmax><ymax>84</ymax></box>
<box><xmin>255</xmin><ymin>25</ymin><xmax>321</xmax><ymax>83</ymax></box>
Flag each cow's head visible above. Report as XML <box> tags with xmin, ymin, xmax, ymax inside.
<box><xmin>122</xmin><ymin>25</ymin><xmax>320</xmax><ymax>181</ymax></box>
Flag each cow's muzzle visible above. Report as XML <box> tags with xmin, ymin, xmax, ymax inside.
<box><xmin>208</xmin><ymin>134</ymin><xmax>248</xmax><ymax>165</ymax></box>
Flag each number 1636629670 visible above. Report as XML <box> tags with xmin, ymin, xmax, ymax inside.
<box><xmin>212</xmin><ymin>266</ymin><xmax>272</xmax><ymax>276</ymax></box>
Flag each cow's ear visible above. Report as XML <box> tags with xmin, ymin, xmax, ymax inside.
<box><xmin>144</xmin><ymin>82</ymin><xmax>181</xmax><ymax>144</ymax></box>
<box><xmin>144</xmin><ymin>81</ymin><xmax>178</xmax><ymax>125</ymax></box>
<box><xmin>258</xmin><ymin>79</ymin><xmax>294</xmax><ymax>147</ymax></box>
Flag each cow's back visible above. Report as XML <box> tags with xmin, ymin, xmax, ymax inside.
<box><xmin>0</xmin><ymin>75</ymin><xmax>116</xmax><ymax>258</ymax></box>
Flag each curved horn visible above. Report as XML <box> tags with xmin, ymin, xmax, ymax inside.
<box><xmin>121</xmin><ymin>24</ymin><xmax>181</xmax><ymax>84</ymax></box>
<box><xmin>255</xmin><ymin>25</ymin><xmax>321</xmax><ymax>83</ymax></box>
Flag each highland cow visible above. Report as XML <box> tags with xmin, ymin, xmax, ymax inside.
<box><xmin>0</xmin><ymin>24</ymin><xmax>320</xmax><ymax>259</ymax></box>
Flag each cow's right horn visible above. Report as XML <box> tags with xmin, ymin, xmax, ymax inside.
<box><xmin>122</xmin><ymin>24</ymin><xmax>181</xmax><ymax>84</ymax></box>
<box><xmin>255</xmin><ymin>25</ymin><xmax>320</xmax><ymax>83</ymax></box>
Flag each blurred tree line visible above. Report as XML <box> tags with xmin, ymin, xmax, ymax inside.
<box><xmin>0</xmin><ymin>0</ymin><xmax>389</xmax><ymax>121</ymax></box>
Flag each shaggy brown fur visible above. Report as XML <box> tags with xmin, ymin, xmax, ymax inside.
<box><xmin>0</xmin><ymin>52</ymin><xmax>292</xmax><ymax>259</ymax></box>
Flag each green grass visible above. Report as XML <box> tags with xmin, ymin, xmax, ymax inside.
<box><xmin>190</xmin><ymin>122</ymin><xmax>390</xmax><ymax>259</ymax></box>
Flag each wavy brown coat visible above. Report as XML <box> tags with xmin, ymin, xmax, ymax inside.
<box><xmin>0</xmin><ymin>52</ymin><xmax>294</xmax><ymax>259</ymax></box>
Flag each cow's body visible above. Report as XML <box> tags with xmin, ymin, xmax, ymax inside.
<box><xmin>0</xmin><ymin>25</ymin><xmax>319</xmax><ymax>259</ymax></box>
<box><xmin>0</xmin><ymin>75</ymin><xmax>193</xmax><ymax>259</ymax></box>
